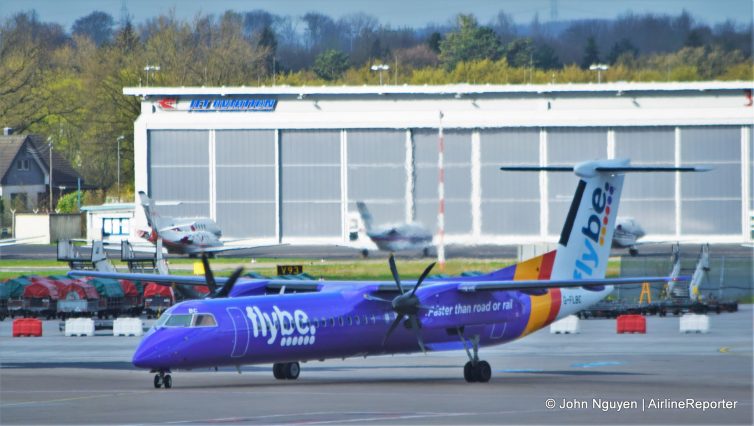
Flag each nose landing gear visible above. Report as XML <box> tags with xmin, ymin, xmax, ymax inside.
<box><xmin>272</xmin><ymin>362</ymin><xmax>300</xmax><ymax>380</ymax></box>
<box><xmin>153</xmin><ymin>370</ymin><xmax>173</xmax><ymax>389</ymax></box>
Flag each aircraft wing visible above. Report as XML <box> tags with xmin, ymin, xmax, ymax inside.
<box><xmin>66</xmin><ymin>269</ymin><xmax>323</xmax><ymax>292</ymax></box>
<box><xmin>456</xmin><ymin>276</ymin><xmax>685</xmax><ymax>292</ymax></box>
<box><xmin>196</xmin><ymin>242</ymin><xmax>287</xmax><ymax>254</ymax></box>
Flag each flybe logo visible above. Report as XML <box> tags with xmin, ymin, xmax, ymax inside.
<box><xmin>573</xmin><ymin>182</ymin><xmax>614</xmax><ymax>279</ymax></box>
<box><xmin>245</xmin><ymin>306</ymin><xmax>316</xmax><ymax>347</ymax></box>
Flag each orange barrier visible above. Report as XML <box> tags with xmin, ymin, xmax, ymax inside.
<box><xmin>12</xmin><ymin>318</ymin><xmax>43</xmax><ymax>337</ymax></box>
<box><xmin>616</xmin><ymin>314</ymin><xmax>646</xmax><ymax>334</ymax></box>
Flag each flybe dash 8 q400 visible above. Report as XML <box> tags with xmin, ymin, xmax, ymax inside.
<box><xmin>70</xmin><ymin>159</ymin><xmax>705</xmax><ymax>389</ymax></box>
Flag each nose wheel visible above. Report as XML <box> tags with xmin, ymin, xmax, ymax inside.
<box><xmin>153</xmin><ymin>370</ymin><xmax>173</xmax><ymax>389</ymax></box>
<box><xmin>457</xmin><ymin>330</ymin><xmax>491</xmax><ymax>383</ymax></box>
<box><xmin>272</xmin><ymin>362</ymin><xmax>300</xmax><ymax>380</ymax></box>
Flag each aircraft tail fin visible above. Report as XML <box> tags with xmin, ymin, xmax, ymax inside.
<box><xmin>356</xmin><ymin>201</ymin><xmax>374</xmax><ymax>232</ymax></box>
<box><xmin>138</xmin><ymin>191</ymin><xmax>165</xmax><ymax>232</ymax></box>
<box><xmin>500</xmin><ymin>159</ymin><xmax>709</xmax><ymax>282</ymax></box>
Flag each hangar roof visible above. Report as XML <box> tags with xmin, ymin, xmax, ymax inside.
<box><xmin>124</xmin><ymin>81</ymin><xmax>753</xmax><ymax>97</ymax></box>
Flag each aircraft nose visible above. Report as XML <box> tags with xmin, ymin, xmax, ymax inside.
<box><xmin>132</xmin><ymin>334</ymin><xmax>174</xmax><ymax>369</ymax></box>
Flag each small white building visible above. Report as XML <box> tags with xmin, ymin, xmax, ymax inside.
<box><xmin>81</xmin><ymin>203</ymin><xmax>134</xmax><ymax>243</ymax></box>
<box><xmin>123</xmin><ymin>82</ymin><xmax>753</xmax><ymax>245</ymax></box>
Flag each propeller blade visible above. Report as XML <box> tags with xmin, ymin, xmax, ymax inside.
<box><xmin>363</xmin><ymin>294</ymin><xmax>393</xmax><ymax>303</ymax></box>
<box><xmin>214</xmin><ymin>267</ymin><xmax>244</xmax><ymax>298</ymax></box>
<box><xmin>388</xmin><ymin>254</ymin><xmax>403</xmax><ymax>294</ymax></box>
<box><xmin>408</xmin><ymin>316</ymin><xmax>426</xmax><ymax>353</ymax></box>
<box><xmin>410</xmin><ymin>261</ymin><xmax>436</xmax><ymax>297</ymax></box>
<box><xmin>382</xmin><ymin>314</ymin><xmax>404</xmax><ymax>346</ymax></box>
<box><xmin>201</xmin><ymin>254</ymin><xmax>217</xmax><ymax>294</ymax></box>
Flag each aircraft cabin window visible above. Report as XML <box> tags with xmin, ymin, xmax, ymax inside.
<box><xmin>354</xmin><ymin>316</ymin><xmax>360</xmax><ymax>326</ymax></box>
<box><xmin>348</xmin><ymin>316</ymin><xmax>353</xmax><ymax>326</ymax></box>
<box><xmin>330</xmin><ymin>318</ymin><xmax>335</xmax><ymax>327</ymax></box>
<box><xmin>338</xmin><ymin>316</ymin><xmax>344</xmax><ymax>327</ymax></box>
<box><xmin>164</xmin><ymin>314</ymin><xmax>193</xmax><ymax>327</ymax></box>
<box><xmin>193</xmin><ymin>314</ymin><xmax>217</xmax><ymax>327</ymax></box>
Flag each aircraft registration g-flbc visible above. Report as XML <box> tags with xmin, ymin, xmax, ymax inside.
<box><xmin>70</xmin><ymin>159</ymin><xmax>706</xmax><ymax>389</ymax></box>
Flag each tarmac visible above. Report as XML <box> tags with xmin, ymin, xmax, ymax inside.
<box><xmin>1</xmin><ymin>307</ymin><xmax>752</xmax><ymax>425</ymax></box>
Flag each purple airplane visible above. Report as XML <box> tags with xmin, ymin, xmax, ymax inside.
<box><xmin>70</xmin><ymin>159</ymin><xmax>705</xmax><ymax>389</ymax></box>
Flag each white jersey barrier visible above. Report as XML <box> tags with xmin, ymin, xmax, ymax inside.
<box><xmin>549</xmin><ymin>315</ymin><xmax>581</xmax><ymax>334</ymax></box>
<box><xmin>113</xmin><ymin>317</ymin><xmax>144</xmax><ymax>337</ymax></box>
<box><xmin>64</xmin><ymin>318</ymin><xmax>95</xmax><ymax>337</ymax></box>
<box><xmin>679</xmin><ymin>314</ymin><xmax>710</xmax><ymax>334</ymax></box>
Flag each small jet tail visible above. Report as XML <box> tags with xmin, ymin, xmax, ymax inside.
<box><xmin>138</xmin><ymin>191</ymin><xmax>166</xmax><ymax>232</ymax></box>
<box><xmin>356</xmin><ymin>201</ymin><xmax>374</xmax><ymax>232</ymax></box>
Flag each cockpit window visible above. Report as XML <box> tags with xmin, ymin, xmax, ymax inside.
<box><xmin>155</xmin><ymin>312</ymin><xmax>170</xmax><ymax>328</ymax></box>
<box><xmin>193</xmin><ymin>314</ymin><xmax>217</xmax><ymax>327</ymax></box>
<box><xmin>164</xmin><ymin>314</ymin><xmax>193</xmax><ymax>327</ymax></box>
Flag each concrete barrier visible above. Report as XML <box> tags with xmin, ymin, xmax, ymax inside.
<box><xmin>549</xmin><ymin>315</ymin><xmax>580</xmax><ymax>334</ymax></box>
<box><xmin>113</xmin><ymin>317</ymin><xmax>143</xmax><ymax>337</ymax></box>
<box><xmin>680</xmin><ymin>313</ymin><xmax>710</xmax><ymax>334</ymax></box>
<box><xmin>64</xmin><ymin>317</ymin><xmax>95</xmax><ymax>337</ymax></box>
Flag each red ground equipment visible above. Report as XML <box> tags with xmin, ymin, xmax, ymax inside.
<box><xmin>616</xmin><ymin>314</ymin><xmax>647</xmax><ymax>334</ymax></box>
<box><xmin>12</xmin><ymin>318</ymin><xmax>43</xmax><ymax>337</ymax></box>
<box><xmin>143</xmin><ymin>282</ymin><xmax>174</xmax><ymax>318</ymax></box>
<box><xmin>22</xmin><ymin>281</ymin><xmax>60</xmax><ymax>318</ymax></box>
<box><xmin>57</xmin><ymin>281</ymin><xmax>100</xmax><ymax>318</ymax></box>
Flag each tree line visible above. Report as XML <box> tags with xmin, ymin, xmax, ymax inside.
<box><xmin>0</xmin><ymin>9</ymin><xmax>751</xmax><ymax>207</ymax></box>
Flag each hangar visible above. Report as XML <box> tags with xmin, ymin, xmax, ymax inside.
<box><xmin>124</xmin><ymin>82</ymin><xmax>753</xmax><ymax>245</ymax></box>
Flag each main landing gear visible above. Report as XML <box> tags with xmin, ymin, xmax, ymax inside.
<box><xmin>272</xmin><ymin>362</ymin><xmax>300</xmax><ymax>380</ymax></box>
<box><xmin>153</xmin><ymin>370</ymin><xmax>172</xmax><ymax>389</ymax></box>
<box><xmin>458</xmin><ymin>331</ymin><xmax>491</xmax><ymax>383</ymax></box>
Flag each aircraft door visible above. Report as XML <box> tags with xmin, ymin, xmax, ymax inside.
<box><xmin>226</xmin><ymin>307</ymin><xmax>250</xmax><ymax>358</ymax></box>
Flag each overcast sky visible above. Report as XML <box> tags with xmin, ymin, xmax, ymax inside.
<box><xmin>1</xmin><ymin>0</ymin><xmax>752</xmax><ymax>30</ymax></box>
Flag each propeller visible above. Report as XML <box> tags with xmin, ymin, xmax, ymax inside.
<box><xmin>201</xmin><ymin>253</ymin><xmax>243</xmax><ymax>299</ymax></box>
<box><xmin>365</xmin><ymin>254</ymin><xmax>435</xmax><ymax>353</ymax></box>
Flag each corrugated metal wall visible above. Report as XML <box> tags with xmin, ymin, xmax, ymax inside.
<box><xmin>546</xmin><ymin>128</ymin><xmax>608</xmax><ymax>235</ymax></box>
<box><xmin>346</xmin><ymin>130</ymin><xmax>406</xmax><ymax>225</ymax></box>
<box><xmin>680</xmin><ymin>126</ymin><xmax>741</xmax><ymax>234</ymax></box>
<box><xmin>215</xmin><ymin>130</ymin><xmax>276</xmax><ymax>238</ymax></box>
<box><xmin>615</xmin><ymin>127</ymin><xmax>676</xmax><ymax>235</ymax></box>
<box><xmin>413</xmin><ymin>129</ymin><xmax>472</xmax><ymax>234</ymax></box>
<box><xmin>480</xmin><ymin>129</ymin><xmax>540</xmax><ymax>235</ymax></box>
<box><xmin>145</xmin><ymin>126</ymin><xmax>748</xmax><ymax>241</ymax></box>
<box><xmin>148</xmin><ymin>130</ymin><xmax>210</xmax><ymax>218</ymax></box>
<box><xmin>280</xmin><ymin>130</ymin><xmax>341</xmax><ymax>238</ymax></box>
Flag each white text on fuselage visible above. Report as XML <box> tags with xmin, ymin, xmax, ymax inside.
<box><xmin>245</xmin><ymin>306</ymin><xmax>316</xmax><ymax>347</ymax></box>
<box><xmin>426</xmin><ymin>300</ymin><xmax>513</xmax><ymax>318</ymax></box>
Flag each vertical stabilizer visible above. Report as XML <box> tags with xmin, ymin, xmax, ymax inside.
<box><xmin>356</xmin><ymin>201</ymin><xmax>374</xmax><ymax>232</ymax></box>
<box><xmin>138</xmin><ymin>191</ymin><xmax>167</xmax><ymax>231</ymax></box>
<box><xmin>549</xmin><ymin>160</ymin><xmax>627</xmax><ymax>281</ymax></box>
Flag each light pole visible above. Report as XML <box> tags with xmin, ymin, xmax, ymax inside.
<box><xmin>370</xmin><ymin>64</ymin><xmax>390</xmax><ymax>85</ymax></box>
<box><xmin>47</xmin><ymin>136</ymin><xmax>53</xmax><ymax>212</ymax></box>
<box><xmin>117</xmin><ymin>135</ymin><xmax>124</xmax><ymax>202</ymax></box>
<box><xmin>144</xmin><ymin>65</ymin><xmax>160</xmax><ymax>87</ymax></box>
<box><xmin>589</xmin><ymin>63</ymin><xmax>609</xmax><ymax>84</ymax></box>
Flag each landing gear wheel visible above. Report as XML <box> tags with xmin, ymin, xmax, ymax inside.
<box><xmin>153</xmin><ymin>374</ymin><xmax>162</xmax><ymax>388</ymax></box>
<box><xmin>361</xmin><ymin>249</ymin><xmax>369</xmax><ymax>258</ymax></box>
<box><xmin>476</xmin><ymin>361</ymin><xmax>492</xmax><ymax>383</ymax></box>
<box><xmin>272</xmin><ymin>363</ymin><xmax>285</xmax><ymax>380</ymax></box>
<box><xmin>284</xmin><ymin>362</ymin><xmax>300</xmax><ymax>379</ymax></box>
<box><xmin>629</xmin><ymin>248</ymin><xmax>639</xmax><ymax>256</ymax></box>
<box><xmin>163</xmin><ymin>374</ymin><xmax>172</xmax><ymax>388</ymax></box>
<box><xmin>463</xmin><ymin>361</ymin><xmax>476</xmax><ymax>383</ymax></box>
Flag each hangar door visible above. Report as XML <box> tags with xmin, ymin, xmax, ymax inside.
<box><xmin>547</xmin><ymin>128</ymin><xmax>608</xmax><ymax>236</ymax></box>
<box><xmin>280</xmin><ymin>130</ymin><xmax>341</xmax><ymax>238</ymax></box>
<box><xmin>148</xmin><ymin>130</ymin><xmax>210</xmax><ymax>218</ymax></box>
<box><xmin>615</xmin><ymin>127</ymin><xmax>676</xmax><ymax>235</ymax></box>
<box><xmin>480</xmin><ymin>129</ymin><xmax>540</xmax><ymax>236</ymax></box>
<box><xmin>413</xmin><ymin>129</ymin><xmax>472</xmax><ymax>235</ymax></box>
<box><xmin>215</xmin><ymin>130</ymin><xmax>276</xmax><ymax>238</ymax></box>
<box><xmin>347</xmin><ymin>130</ymin><xmax>407</xmax><ymax>225</ymax></box>
<box><xmin>680</xmin><ymin>126</ymin><xmax>742</xmax><ymax>235</ymax></box>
